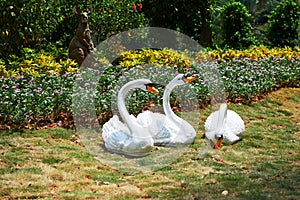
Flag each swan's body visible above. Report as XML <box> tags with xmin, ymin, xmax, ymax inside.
<box><xmin>204</xmin><ymin>103</ymin><xmax>245</xmax><ymax>148</ymax></box>
<box><xmin>102</xmin><ymin>79</ymin><xmax>158</xmax><ymax>157</ymax></box>
<box><xmin>135</xmin><ymin>74</ymin><xmax>197</xmax><ymax>146</ymax></box>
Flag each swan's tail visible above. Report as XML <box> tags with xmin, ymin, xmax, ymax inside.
<box><xmin>224</xmin><ymin>131</ymin><xmax>240</xmax><ymax>143</ymax></box>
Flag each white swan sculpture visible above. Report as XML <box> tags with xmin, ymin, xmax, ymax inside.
<box><xmin>135</xmin><ymin>74</ymin><xmax>197</xmax><ymax>146</ymax></box>
<box><xmin>204</xmin><ymin>103</ymin><xmax>245</xmax><ymax>148</ymax></box>
<box><xmin>102</xmin><ymin>79</ymin><xmax>159</xmax><ymax>157</ymax></box>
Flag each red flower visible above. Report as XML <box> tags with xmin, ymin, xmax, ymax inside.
<box><xmin>138</xmin><ymin>3</ymin><xmax>142</xmax><ymax>9</ymax></box>
<box><xmin>132</xmin><ymin>4</ymin><xmax>137</xmax><ymax>11</ymax></box>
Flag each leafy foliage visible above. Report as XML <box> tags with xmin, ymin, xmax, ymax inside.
<box><xmin>215</xmin><ymin>1</ymin><xmax>259</xmax><ymax>49</ymax></box>
<box><xmin>0</xmin><ymin>48</ymin><xmax>78</xmax><ymax>78</ymax></box>
<box><xmin>266</xmin><ymin>0</ymin><xmax>300</xmax><ymax>47</ymax></box>
<box><xmin>142</xmin><ymin>0</ymin><xmax>217</xmax><ymax>45</ymax></box>
<box><xmin>0</xmin><ymin>73</ymin><xmax>75</xmax><ymax>128</ymax></box>
<box><xmin>205</xmin><ymin>46</ymin><xmax>300</xmax><ymax>61</ymax></box>
<box><xmin>1</xmin><ymin>46</ymin><xmax>299</xmax><ymax>128</ymax></box>
<box><xmin>114</xmin><ymin>48</ymin><xmax>191</xmax><ymax>69</ymax></box>
<box><xmin>0</xmin><ymin>0</ymin><xmax>145</xmax><ymax>59</ymax></box>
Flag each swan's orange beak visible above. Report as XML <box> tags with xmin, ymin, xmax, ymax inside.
<box><xmin>146</xmin><ymin>85</ymin><xmax>159</xmax><ymax>94</ymax></box>
<box><xmin>183</xmin><ymin>76</ymin><xmax>196</xmax><ymax>83</ymax></box>
<box><xmin>214</xmin><ymin>135</ymin><xmax>223</xmax><ymax>149</ymax></box>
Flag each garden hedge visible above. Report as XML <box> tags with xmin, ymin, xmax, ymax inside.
<box><xmin>0</xmin><ymin>46</ymin><xmax>299</xmax><ymax>129</ymax></box>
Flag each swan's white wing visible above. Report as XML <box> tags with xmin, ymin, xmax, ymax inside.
<box><xmin>136</xmin><ymin>111</ymin><xmax>195</xmax><ymax>145</ymax></box>
<box><xmin>204</xmin><ymin>111</ymin><xmax>220</xmax><ymax>141</ymax></box>
<box><xmin>136</xmin><ymin>110</ymin><xmax>153</xmax><ymax>127</ymax></box>
<box><xmin>155</xmin><ymin>118</ymin><xmax>179</xmax><ymax>144</ymax></box>
<box><xmin>136</xmin><ymin>110</ymin><xmax>166</xmax><ymax>126</ymax></box>
<box><xmin>223</xmin><ymin>129</ymin><xmax>240</xmax><ymax>143</ymax></box>
<box><xmin>102</xmin><ymin>116</ymin><xmax>127</xmax><ymax>139</ymax></box>
<box><xmin>225</xmin><ymin>110</ymin><xmax>245</xmax><ymax>136</ymax></box>
<box><xmin>136</xmin><ymin>110</ymin><xmax>175</xmax><ymax>145</ymax></box>
<box><xmin>102</xmin><ymin>115</ymin><xmax>131</xmax><ymax>149</ymax></box>
<box><xmin>164</xmin><ymin>118</ymin><xmax>196</xmax><ymax>145</ymax></box>
<box><xmin>102</xmin><ymin>115</ymin><xmax>153</xmax><ymax>157</ymax></box>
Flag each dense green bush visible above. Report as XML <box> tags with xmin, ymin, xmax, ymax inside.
<box><xmin>266</xmin><ymin>0</ymin><xmax>300</xmax><ymax>47</ymax></box>
<box><xmin>0</xmin><ymin>1</ymin><xmax>64</xmax><ymax>56</ymax></box>
<box><xmin>142</xmin><ymin>0</ymin><xmax>217</xmax><ymax>46</ymax></box>
<box><xmin>0</xmin><ymin>0</ymin><xmax>145</xmax><ymax>60</ymax></box>
<box><xmin>215</xmin><ymin>1</ymin><xmax>258</xmax><ymax>49</ymax></box>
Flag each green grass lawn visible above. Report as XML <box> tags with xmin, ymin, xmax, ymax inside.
<box><xmin>0</xmin><ymin>88</ymin><xmax>299</xmax><ymax>200</ymax></box>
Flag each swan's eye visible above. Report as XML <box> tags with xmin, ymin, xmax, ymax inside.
<box><xmin>183</xmin><ymin>73</ymin><xmax>190</xmax><ymax>78</ymax></box>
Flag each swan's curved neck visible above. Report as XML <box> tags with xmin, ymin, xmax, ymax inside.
<box><xmin>117</xmin><ymin>81</ymin><xmax>140</xmax><ymax>133</ymax></box>
<box><xmin>163</xmin><ymin>81</ymin><xmax>181</xmax><ymax>121</ymax></box>
<box><xmin>216</xmin><ymin>103</ymin><xmax>227</xmax><ymax>131</ymax></box>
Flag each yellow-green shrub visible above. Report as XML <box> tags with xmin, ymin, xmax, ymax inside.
<box><xmin>205</xmin><ymin>46</ymin><xmax>300</xmax><ymax>61</ymax></box>
<box><xmin>19</xmin><ymin>54</ymin><xmax>78</xmax><ymax>76</ymax></box>
<box><xmin>116</xmin><ymin>48</ymin><xmax>192</xmax><ymax>69</ymax></box>
<box><xmin>0</xmin><ymin>54</ymin><xmax>78</xmax><ymax>77</ymax></box>
<box><xmin>2</xmin><ymin>46</ymin><xmax>299</xmax><ymax>78</ymax></box>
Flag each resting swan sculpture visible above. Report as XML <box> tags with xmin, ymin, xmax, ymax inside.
<box><xmin>102</xmin><ymin>79</ymin><xmax>159</xmax><ymax>157</ymax></box>
<box><xmin>204</xmin><ymin>103</ymin><xmax>245</xmax><ymax>148</ymax></box>
<box><xmin>135</xmin><ymin>74</ymin><xmax>197</xmax><ymax>146</ymax></box>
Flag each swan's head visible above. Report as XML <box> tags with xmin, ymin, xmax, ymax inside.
<box><xmin>173</xmin><ymin>73</ymin><xmax>197</xmax><ymax>86</ymax></box>
<box><xmin>213</xmin><ymin>134</ymin><xmax>223</xmax><ymax>149</ymax></box>
<box><xmin>140</xmin><ymin>83</ymin><xmax>159</xmax><ymax>94</ymax></box>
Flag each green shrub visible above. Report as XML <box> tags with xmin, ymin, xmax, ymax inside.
<box><xmin>114</xmin><ymin>48</ymin><xmax>192</xmax><ymax>70</ymax></box>
<box><xmin>142</xmin><ymin>0</ymin><xmax>217</xmax><ymax>46</ymax></box>
<box><xmin>0</xmin><ymin>0</ymin><xmax>145</xmax><ymax>60</ymax></box>
<box><xmin>216</xmin><ymin>1</ymin><xmax>258</xmax><ymax>49</ymax></box>
<box><xmin>266</xmin><ymin>0</ymin><xmax>300</xmax><ymax>47</ymax></box>
<box><xmin>89</xmin><ymin>0</ymin><xmax>145</xmax><ymax>44</ymax></box>
<box><xmin>0</xmin><ymin>48</ymin><xmax>78</xmax><ymax>78</ymax></box>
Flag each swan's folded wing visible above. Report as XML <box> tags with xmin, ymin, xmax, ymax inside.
<box><xmin>223</xmin><ymin>130</ymin><xmax>240</xmax><ymax>143</ymax></box>
<box><xmin>130</xmin><ymin>114</ymin><xmax>137</xmax><ymax>123</ymax></box>
<box><xmin>226</xmin><ymin>110</ymin><xmax>245</xmax><ymax>135</ymax></box>
<box><xmin>105</xmin><ymin>129</ymin><xmax>131</xmax><ymax>150</ymax></box>
<box><xmin>136</xmin><ymin>110</ymin><xmax>153</xmax><ymax>127</ymax></box>
<box><xmin>102</xmin><ymin>115</ymin><xmax>129</xmax><ymax>141</ymax></box>
<box><xmin>136</xmin><ymin>111</ymin><xmax>170</xmax><ymax>138</ymax></box>
<box><xmin>204</xmin><ymin>111</ymin><xmax>219</xmax><ymax>140</ymax></box>
<box><xmin>102</xmin><ymin>115</ymin><xmax>132</xmax><ymax>151</ymax></box>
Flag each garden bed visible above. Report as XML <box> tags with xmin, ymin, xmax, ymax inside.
<box><xmin>0</xmin><ymin>47</ymin><xmax>299</xmax><ymax>129</ymax></box>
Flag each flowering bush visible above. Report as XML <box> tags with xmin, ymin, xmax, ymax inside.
<box><xmin>1</xmin><ymin>47</ymin><xmax>299</xmax><ymax>129</ymax></box>
<box><xmin>0</xmin><ymin>73</ymin><xmax>75</xmax><ymax>129</ymax></box>
<box><xmin>218</xmin><ymin>57</ymin><xmax>300</xmax><ymax>102</ymax></box>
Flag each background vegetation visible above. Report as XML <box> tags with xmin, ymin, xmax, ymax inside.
<box><xmin>0</xmin><ymin>0</ymin><xmax>145</xmax><ymax>59</ymax></box>
<box><xmin>1</xmin><ymin>46</ymin><xmax>299</xmax><ymax>129</ymax></box>
<box><xmin>266</xmin><ymin>0</ymin><xmax>300</xmax><ymax>47</ymax></box>
<box><xmin>1</xmin><ymin>0</ymin><xmax>299</xmax><ymax>61</ymax></box>
<box><xmin>213</xmin><ymin>1</ymin><xmax>259</xmax><ymax>49</ymax></box>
